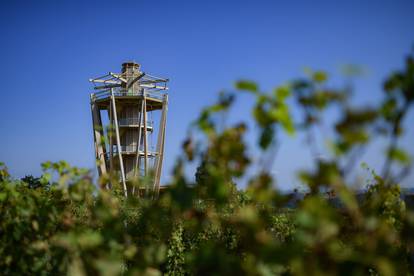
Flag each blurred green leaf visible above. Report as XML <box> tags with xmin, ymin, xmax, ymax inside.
<box><xmin>312</xmin><ymin>71</ymin><xmax>328</xmax><ymax>83</ymax></box>
<box><xmin>235</xmin><ymin>80</ymin><xmax>258</xmax><ymax>93</ymax></box>
<box><xmin>387</xmin><ymin>147</ymin><xmax>411</xmax><ymax>165</ymax></box>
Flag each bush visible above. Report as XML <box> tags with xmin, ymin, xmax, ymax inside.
<box><xmin>1</xmin><ymin>51</ymin><xmax>414</xmax><ymax>275</ymax></box>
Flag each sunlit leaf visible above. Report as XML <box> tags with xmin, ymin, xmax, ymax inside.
<box><xmin>235</xmin><ymin>80</ymin><xmax>258</xmax><ymax>93</ymax></box>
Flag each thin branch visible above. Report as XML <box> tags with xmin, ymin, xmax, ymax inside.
<box><xmin>381</xmin><ymin>101</ymin><xmax>411</xmax><ymax>180</ymax></box>
<box><xmin>342</xmin><ymin>145</ymin><xmax>367</xmax><ymax>177</ymax></box>
<box><xmin>392</xmin><ymin>165</ymin><xmax>411</xmax><ymax>184</ymax></box>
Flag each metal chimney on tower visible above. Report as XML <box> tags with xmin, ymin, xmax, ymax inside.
<box><xmin>89</xmin><ymin>62</ymin><xmax>169</xmax><ymax>197</ymax></box>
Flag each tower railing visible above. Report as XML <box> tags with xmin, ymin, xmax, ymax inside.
<box><xmin>118</xmin><ymin>118</ymin><xmax>154</xmax><ymax>127</ymax></box>
<box><xmin>93</xmin><ymin>87</ymin><xmax>166</xmax><ymax>101</ymax></box>
<box><xmin>111</xmin><ymin>145</ymin><xmax>158</xmax><ymax>156</ymax></box>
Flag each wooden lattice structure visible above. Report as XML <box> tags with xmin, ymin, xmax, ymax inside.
<box><xmin>89</xmin><ymin>62</ymin><xmax>168</xmax><ymax>197</ymax></box>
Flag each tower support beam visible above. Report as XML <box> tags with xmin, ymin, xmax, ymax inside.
<box><xmin>132</xmin><ymin>98</ymin><xmax>145</xmax><ymax>196</ymax></box>
<box><xmin>143</xmin><ymin>92</ymin><xmax>149</xmax><ymax>194</ymax></box>
<box><xmin>153</xmin><ymin>94</ymin><xmax>168</xmax><ymax>197</ymax></box>
<box><xmin>109</xmin><ymin>102</ymin><xmax>113</xmax><ymax>177</ymax></box>
<box><xmin>91</xmin><ymin>96</ymin><xmax>107</xmax><ymax>177</ymax></box>
<box><xmin>111</xmin><ymin>89</ymin><xmax>128</xmax><ymax>197</ymax></box>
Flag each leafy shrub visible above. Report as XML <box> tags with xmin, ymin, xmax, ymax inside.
<box><xmin>1</xmin><ymin>51</ymin><xmax>414</xmax><ymax>275</ymax></box>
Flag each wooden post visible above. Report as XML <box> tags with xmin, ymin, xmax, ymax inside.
<box><xmin>143</xmin><ymin>94</ymin><xmax>148</xmax><ymax>175</ymax></box>
<box><xmin>109</xmin><ymin>102</ymin><xmax>113</xmax><ymax>188</ymax></box>
<box><xmin>143</xmin><ymin>92</ymin><xmax>149</xmax><ymax>195</ymax></box>
<box><xmin>111</xmin><ymin>89</ymin><xmax>128</xmax><ymax>197</ymax></box>
<box><xmin>90</xmin><ymin>95</ymin><xmax>107</xmax><ymax>177</ymax></box>
<box><xmin>153</xmin><ymin>94</ymin><xmax>168</xmax><ymax>197</ymax></box>
<box><xmin>132</xmin><ymin>98</ymin><xmax>145</xmax><ymax>196</ymax></box>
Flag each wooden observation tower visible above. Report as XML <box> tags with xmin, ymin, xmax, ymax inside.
<box><xmin>89</xmin><ymin>62</ymin><xmax>168</xmax><ymax>197</ymax></box>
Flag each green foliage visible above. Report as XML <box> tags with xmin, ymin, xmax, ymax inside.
<box><xmin>21</xmin><ymin>175</ymin><xmax>44</xmax><ymax>189</ymax></box>
<box><xmin>166</xmin><ymin>224</ymin><xmax>185</xmax><ymax>276</ymax></box>
<box><xmin>269</xmin><ymin>211</ymin><xmax>295</xmax><ymax>243</ymax></box>
<box><xmin>1</xmin><ymin>51</ymin><xmax>414</xmax><ymax>275</ymax></box>
<box><xmin>237</xmin><ymin>82</ymin><xmax>295</xmax><ymax>149</ymax></box>
<box><xmin>235</xmin><ymin>80</ymin><xmax>258</xmax><ymax>93</ymax></box>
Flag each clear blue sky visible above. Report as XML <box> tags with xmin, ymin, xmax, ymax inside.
<box><xmin>1</xmin><ymin>0</ymin><xmax>413</xmax><ymax>190</ymax></box>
